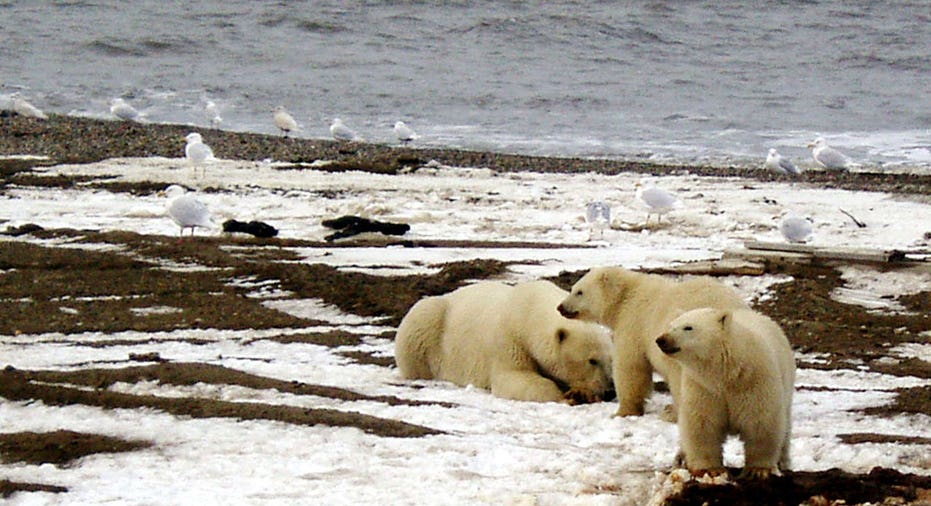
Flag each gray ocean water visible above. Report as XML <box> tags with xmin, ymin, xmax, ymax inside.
<box><xmin>2</xmin><ymin>1</ymin><xmax>930</xmax><ymax>169</ymax></box>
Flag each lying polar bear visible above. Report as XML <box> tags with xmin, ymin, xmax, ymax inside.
<box><xmin>395</xmin><ymin>280</ymin><xmax>614</xmax><ymax>403</ymax></box>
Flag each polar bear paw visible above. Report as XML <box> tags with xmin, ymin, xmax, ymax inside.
<box><xmin>688</xmin><ymin>467</ymin><xmax>727</xmax><ymax>479</ymax></box>
<box><xmin>739</xmin><ymin>467</ymin><xmax>779</xmax><ymax>480</ymax></box>
<box><xmin>563</xmin><ymin>388</ymin><xmax>599</xmax><ymax>405</ymax></box>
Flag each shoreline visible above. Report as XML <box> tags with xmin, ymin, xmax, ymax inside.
<box><xmin>1</xmin><ymin>114</ymin><xmax>930</xmax><ymax>196</ymax></box>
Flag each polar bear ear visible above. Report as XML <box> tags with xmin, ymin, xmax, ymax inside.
<box><xmin>717</xmin><ymin>310</ymin><xmax>730</xmax><ymax>327</ymax></box>
<box><xmin>556</xmin><ymin>328</ymin><xmax>568</xmax><ymax>343</ymax></box>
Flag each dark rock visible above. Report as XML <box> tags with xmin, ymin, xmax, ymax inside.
<box><xmin>222</xmin><ymin>220</ymin><xmax>278</xmax><ymax>238</ymax></box>
<box><xmin>321</xmin><ymin>215</ymin><xmax>410</xmax><ymax>241</ymax></box>
<box><xmin>3</xmin><ymin>223</ymin><xmax>44</xmax><ymax>236</ymax></box>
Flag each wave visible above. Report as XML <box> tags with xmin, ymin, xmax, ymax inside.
<box><xmin>83</xmin><ymin>37</ymin><xmax>199</xmax><ymax>58</ymax></box>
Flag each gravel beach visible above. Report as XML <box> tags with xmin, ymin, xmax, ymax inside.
<box><xmin>1</xmin><ymin>114</ymin><xmax>929</xmax><ymax>505</ymax></box>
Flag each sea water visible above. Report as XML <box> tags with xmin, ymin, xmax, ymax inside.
<box><xmin>2</xmin><ymin>1</ymin><xmax>930</xmax><ymax>170</ymax></box>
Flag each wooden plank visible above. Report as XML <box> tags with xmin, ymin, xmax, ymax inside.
<box><xmin>724</xmin><ymin>248</ymin><xmax>813</xmax><ymax>265</ymax></box>
<box><xmin>742</xmin><ymin>241</ymin><xmax>920</xmax><ymax>263</ymax></box>
<box><xmin>643</xmin><ymin>259</ymin><xmax>766</xmax><ymax>276</ymax></box>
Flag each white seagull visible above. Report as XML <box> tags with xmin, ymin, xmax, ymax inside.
<box><xmin>204</xmin><ymin>100</ymin><xmax>222</xmax><ymax>128</ymax></box>
<box><xmin>765</xmin><ymin>148</ymin><xmax>800</xmax><ymax>176</ymax></box>
<box><xmin>164</xmin><ymin>185</ymin><xmax>213</xmax><ymax>237</ymax></box>
<box><xmin>184</xmin><ymin>132</ymin><xmax>215</xmax><ymax>177</ymax></box>
<box><xmin>635</xmin><ymin>182</ymin><xmax>681</xmax><ymax>225</ymax></box>
<box><xmin>109</xmin><ymin>98</ymin><xmax>140</xmax><ymax>121</ymax></box>
<box><xmin>807</xmin><ymin>137</ymin><xmax>850</xmax><ymax>170</ymax></box>
<box><xmin>11</xmin><ymin>93</ymin><xmax>48</xmax><ymax>120</ymax></box>
<box><xmin>330</xmin><ymin>118</ymin><xmax>361</xmax><ymax>141</ymax></box>
<box><xmin>780</xmin><ymin>215</ymin><xmax>813</xmax><ymax>243</ymax></box>
<box><xmin>585</xmin><ymin>201</ymin><xmax>611</xmax><ymax>240</ymax></box>
<box><xmin>273</xmin><ymin>106</ymin><xmax>299</xmax><ymax>136</ymax></box>
<box><xmin>394</xmin><ymin>121</ymin><xmax>417</xmax><ymax>144</ymax></box>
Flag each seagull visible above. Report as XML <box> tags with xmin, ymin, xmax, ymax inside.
<box><xmin>807</xmin><ymin>137</ymin><xmax>850</xmax><ymax>170</ymax></box>
<box><xmin>330</xmin><ymin>118</ymin><xmax>360</xmax><ymax>141</ymax></box>
<box><xmin>635</xmin><ymin>182</ymin><xmax>681</xmax><ymax>225</ymax></box>
<box><xmin>11</xmin><ymin>93</ymin><xmax>48</xmax><ymax>120</ymax></box>
<box><xmin>184</xmin><ymin>132</ymin><xmax>215</xmax><ymax>177</ymax></box>
<box><xmin>164</xmin><ymin>185</ymin><xmax>212</xmax><ymax>237</ymax></box>
<box><xmin>394</xmin><ymin>121</ymin><xmax>416</xmax><ymax>144</ymax></box>
<box><xmin>765</xmin><ymin>148</ymin><xmax>800</xmax><ymax>176</ymax></box>
<box><xmin>273</xmin><ymin>106</ymin><xmax>299</xmax><ymax>136</ymax></box>
<box><xmin>109</xmin><ymin>98</ymin><xmax>140</xmax><ymax>121</ymax></box>
<box><xmin>585</xmin><ymin>201</ymin><xmax>611</xmax><ymax>240</ymax></box>
<box><xmin>780</xmin><ymin>215</ymin><xmax>813</xmax><ymax>243</ymax></box>
<box><xmin>204</xmin><ymin>100</ymin><xmax>222</xmax><ymax>128</ymax></box>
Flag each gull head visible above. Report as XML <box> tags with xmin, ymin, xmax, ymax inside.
<box><xmin>185</xmin><ymin>132</ymin><xmax>203</xmax><ymax>144</ymax></box>
<box><xmin>765</xmin><ymin>148</ymin><xmax>783</xmax><ymax>165</ymax></box>
<box><xmin>807</xmin><ymin>137</ymin><xmax>827</xmax><ymax>149</ymax></box>
<box><xmin>160</xmin><ymin>184</ymin><xmax>187</xmax><ymax>199</ymax></box>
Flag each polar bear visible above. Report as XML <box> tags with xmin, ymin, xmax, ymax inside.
<box><xmin>655</xmin><ymin>307</ymin><xmax>795</xmax><ymax>478</ymax></box>
<box><xmin>556</xmin><ymin>266</ymin><xmax>747</xmax><ymax>417</ymax></box>
<box><xmin>395</xmin><ymin>280</ymin><xmax>614</xmax><ymax>403</ymax></box>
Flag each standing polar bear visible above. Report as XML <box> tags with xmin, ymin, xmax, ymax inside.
<box><xmin>557</xmin><ymin>266</ymin><xmax>747</xmax><ymax>417</ymax></box>
<box><xmin>395</xmin><ymin>280</ymin><xmax>614</xmax><ymax>403</ymax></box>
<box><xmin>655</xmin><ymin>307</ymin><xmax>795</xmax><ymax>478</ymax></box>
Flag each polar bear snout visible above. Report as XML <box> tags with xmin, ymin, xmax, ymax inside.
<box><xmin>655</xmin><ymin>334</ymin><xmax>680</xmax><ymax>355</ymax></box>
<box><xmin>556</xmin><ymin>303</ymin><xmax>578</xmax><ymax>319</ymax></box>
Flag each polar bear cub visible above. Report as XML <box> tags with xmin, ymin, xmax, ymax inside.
<box><xmin>655</xmin><ymin>307</ymin><xmax>795</xmax><ymax>479</ymax></box>
<box><xmin>557</xmin><ymin>266</ymin><xmax>748</xmax><ymax>418</ymax></box>
<box><xmin>395</xmin><ymin>280</ymin><xmax>614</xmax><ymax>403</ymax></box>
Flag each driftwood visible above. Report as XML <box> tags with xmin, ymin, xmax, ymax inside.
<box><xmin>726</xmin><ymin>241</ymin><xmax>930</xmax><ymax>268</ymax></box>
<box><xmin>640</xmin><ymin>258</ymin><xmax>766</xmax><ymax>277</ymax></box>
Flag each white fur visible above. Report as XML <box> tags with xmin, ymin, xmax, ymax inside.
<box><xmin>557</xmin><ymin>266</ymin><xmax>747</xmax><ymax>417</ymax></box>
<box><xmin>656</xmin><ymin>307</ymin><xmax>795</xmax><ymax>477</ymax></box>
<box><xmin>395</xmin><ymin>280</ymin><xmax>614</xmax><ymax>403</ymax></box>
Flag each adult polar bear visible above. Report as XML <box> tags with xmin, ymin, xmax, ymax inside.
<box><xmin>656</xmin><ymin>308</ymin><xmax>795</xmax><ymax>478</ymax></box>
<box><xmin>395</xmin><ymin>280</ymin><xmax>614</xmax><ymax>403</ymax></box>
<box><xmin>557</xmin><ymin>266</ymin><xmax>747</xmax><ymax>417</ymax></box>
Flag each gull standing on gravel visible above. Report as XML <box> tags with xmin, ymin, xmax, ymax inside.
<box><xmin>780</xmin><ymin>215</ymin><xmax>813</xmax><ymax>243</ymax></box>
<box><xmin>109</xmin><ymin>98</ymin><xmax>140</xmax><ymax>121</ymax></box>
<box><xmin>585</xmin><ymin>201</ymin><xmax>611</xmax><ymax>240</ymax></box>
<box><xmin>184</xmin><ymin>132</ymin><xmax>215</xmax><ymax>178</ymax></box>
<box><xmin>635</xmin><ymin>182</ymin><xmax>681</xmax><ymax>225</ymax></box>
<box><xmin>11</xmin><ymin>93</ymin><xmax>48</xmax><ymax>119</ymax></box>
<box><xmin>164</xmin><ymin>185</ymin><xmax>212</xmax><ymax>237</ymax></box>
<box><xmin>330</xmin><ymin>118</ymin><xmax>361</xmax><ymax>141</ymax></box>
<box><xmin>273</xmin><ymin>106</ymin><xmax>299</xmax><ymax>136</ymax></box>
<box><xmin>765</xmin><ymin>148</ymin><xmax>800</xmax><ymax>176</ymax></box>
<box><xmin>808</xmin><ymin>137</ymin><xmax>850</xmax><ymax>170</ymax></box>
<box><xmin>204</xmin><ymin>100</ymin><xmax>222</xmax><ymax>128</ymax></box>
<box><xmin>394</xmin><ymin>121</ymin><xmax>416</xmax><ymax>144</ymax></box>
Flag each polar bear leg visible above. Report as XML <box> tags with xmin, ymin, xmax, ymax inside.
<box><xmin>778</xmin><ymin>405</ymin><xmax>792</xmax><ymax>471</ymax></box>
<box><xmin>614</xmin><ymin>353</ymin><xmax>652</xmax><ymax>416</ymax></box>
<box><xmin>679</xmin><ymin>388</ymin><xmax>727</xmax><ymax>473</ymax></box>
<box><xmin>741</xmin><ymin>422</ymin><xmax>784</xmax><ymax>476</ymax></box>
<box><xmin>490</xmin><ymin>369</ymin><xmax>565</xmax><ymax>403</ymax></box>
<box><xmin>395</xmin><ymin>297</ymin><xmax>447</xmax><ymax>379</ymax></box>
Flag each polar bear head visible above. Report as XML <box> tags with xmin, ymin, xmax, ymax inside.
<box><xmin>654</xmin><ymin>307</ymin><xmax>729</xmax><ymax>366</ymax></box>
<box><xmin>543</xmin><ymin>322</ymin><xmax>614</xmax><ymax>403</ymax></box>
<box><xmin>557</xmin><ymin>266</ymin><xmax>636</xmax><ymax>324</ymax></box>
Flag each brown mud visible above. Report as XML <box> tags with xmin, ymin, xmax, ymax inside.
<box><xmin>0</xmin><ymin>115</ymin><xmax>929</xmax><ymax>504</ymax></box>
